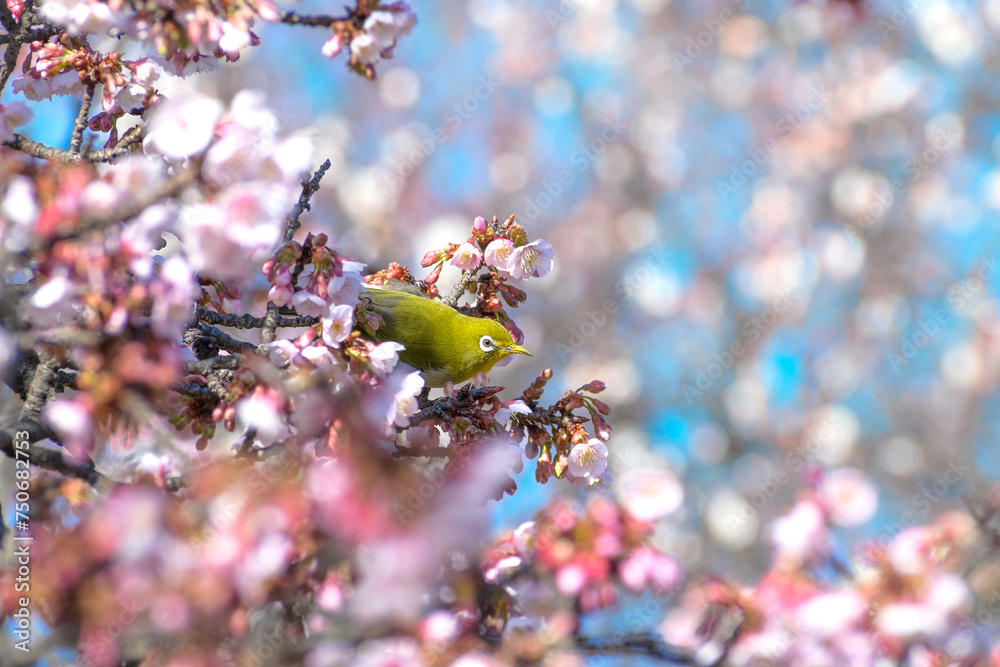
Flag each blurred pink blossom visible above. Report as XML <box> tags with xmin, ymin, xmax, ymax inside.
<box><xmin>321</xmin><ymin>33</ymin><xmax>343</xmax><ymax>58</ymax></box>
<box><xmin>144</xmin><ymin>94</ymin><xmax>224</xmax><ymax>159</ymax></box>
<box><xmin>149</xmin><ymin>256</ymin><xmax>197</xmax><ymax>339</ymax></box>
<box><xmin>817</xmin><ymin>468</ymin><xmax>878</xmax><ymax>527</ymax></box>
<box><xmin>45</xmin><ymin>397</ymin><xmax>94</xmax><ymax>460</ymax></box>
<box><xmin>770</xmin><ymin>499</ymin><xmax>829</xmax><ymax>566</ymax></box>
<box><xmin>350</xmin><ymin>34</ymin><xmax>380</xmax><ymax>66</ymax></box>
<box><xmin>619</xmin><ymin>470</ymin><xmax>684</xmax><ymax>521</ymax></box>
<box><xmin>24</xmin><ymin>272</ymin><xmax>76</xmax><ymax>328</ymax></box>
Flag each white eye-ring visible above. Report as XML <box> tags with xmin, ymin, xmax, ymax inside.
<box><xmin>479</xmin><ymin>335</ymin><xmax>495</xmax><ymax>352</ymax></box>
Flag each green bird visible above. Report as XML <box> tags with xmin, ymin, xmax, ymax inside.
<box><xmin>359</xmin><ymin>285</ymin><xmax>531</xmax><ymax>387</ymax></box>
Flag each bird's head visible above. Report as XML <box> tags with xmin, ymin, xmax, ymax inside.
<box><xmin>450</xmin><ymin>317</ymin><xmax>531</xmax><ymax>383</ymax></box>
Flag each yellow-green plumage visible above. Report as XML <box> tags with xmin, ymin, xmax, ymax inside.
<box><xmin>359</xmin><ymin>286</ymin><xmax>530</xmax><ymax>387</ymax></box>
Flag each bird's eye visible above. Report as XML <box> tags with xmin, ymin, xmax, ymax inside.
<box><xmin>479</xmin><ymin>335</ymin><xmax>495</xmax><ymax>352</ymax></box>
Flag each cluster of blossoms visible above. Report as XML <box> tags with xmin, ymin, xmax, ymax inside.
<box><xmin>484</xmin><ymin>497</ymin><xmax>683</xmax><ymax>623</ymax></box>
<box><xmin>321</xmin><ymin>2</ymin><xmax>417</xmax><ymax>74</ymax></box>
<box><xmin>13</xmin><ymin>35</ymin><xmax>163</xmax><ymax>146</ymax></box>
<box><xmin>35</xmin><ymin>0</ymin><xmax>276</xmax><ymax>73</ymax></box>
<box><xmin>663</xmin><ymin>484</ymin><xmax>990</xmax><ymax>665</ymax></box>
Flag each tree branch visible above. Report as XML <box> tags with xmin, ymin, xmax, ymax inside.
<box><xmin>197</xmin><ymin>306</ymin><xmax>318</xmax><ymax>330</ymax></box>
<box><xmin>20</xmin><ymin>353</ymin><xmax>57</xmax><ymax>422</ymax></box>
<box><xmin>185</xmin><ymin>354</ymin><xmax>242</xmax><ymax>376</ymax></box>
<box><xmin>69</xmin><ymin>83</ymin><xmax>96</xmax><ymax>154</ymax></box>
<box><xmin>408</xmin><ymin>385</ymin><xmax>503</xmax><ymax>427</ymax></box>
<box><xmin>283</xmin><ymin>160</ymin><xmax>331</xmax><ymax>244</ymax></box>
<box><xmin>443</xmin><ymin>270</ymin><xmax>479</xmax><ymax>308</ymax></box>
<box><xmin>0</xmin><ymin>421</ymin><xmax>105</xmax><ymax>487</ymax></box>
<box><xmin>576</xmin><ymin>634</ymin><xmax>695</xmax><ymax>664</ymax></box>
<box><xmin>191</xmin><ymin>322</ymin><xmax>258</xmax><ymax>355</ymax></box>
<box><xmin>7</xmin><ymin>123</ymin><xmax>143</xmax><ymax>164</ymax></box>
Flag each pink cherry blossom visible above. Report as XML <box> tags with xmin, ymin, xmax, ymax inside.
<box><xmin>235</xmin><ymin>387</ymin><xmax>288</xmax><ymax>446</ymax></box>
<box><xmin>387</xmin><ymin>370</ymin><xmax>424</xmax><ymax>427</ymax></box>
<box><xmin>322</xmin><ymin>304</ymin><xmax>355</xmax><ymax>348</ymax></box>
<box><xmin>512</xmin><ymin>521</ymin><xmax>535</xmax><ymax>556</ymax></box>
<box><xmin>618</xmin><ymin>547</ymin><xmax>682</xmax><ymax>593</ymax></box>
<box><xmin>329</xmin><ymin>260</ymin><xmax>365</xmax><ymax>306</ymax></box>
<box><xmin>568</xmin><ymin>438</ymin><xmax>608</xmax><ymax>478</ymax></box>
<box><xmin>350</xmin><ymin>34</ymin><xmax>381</xmax><ymax>66</ymax></box>
<box><xmin>179</xmin><ymin>185</ymin><xmax>286</xmax><ymax>282</ymax></box>
<box><xmin>0</xmin><ymin>101</ymin><xmax>33</xmax><ymax>143</ymax></box>
<box><xmin>450</xmin><ymin>242</ymin><xmax>482</xmax><ymax>271</ymax></box>
<box><xmin>363</xmin><ymin>11</ymin><xmax>398</xmax><ymax>50</ymax></box>
<box><xmin>506</xmin><ymin>239</ymin><xmax>555</xmax><ymax>280</ymax></box>
<box><xmin>369</xmin><ymin>341</ymin><xmax>405</xmax><ymax>377</ymax></box>
<box><xmin>494</xmin><ymin>398</ymin><xmax>531</xmax><ymax>426</ymax></box>
<box><xmin>24</xmin><ymin>272</ymin><xmax>76</xmax><ymax>328</ymax></box>
<box><xmin>483</xmin><ymin>238</ymin><xmax>514</xmax><ymax>270</ymax></box>
<box><xmin>292</xmin><ymin>289</ymin><xmax>328</xmax><ymax>318</ymax></box>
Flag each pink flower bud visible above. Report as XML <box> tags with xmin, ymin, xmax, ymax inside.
<box><xmin>472</xmin><ymin>215</ymin><xmax>488</xmax><ymax>234</ymax></box>
<box><xmin>582</xmin><ymin>380</ymin><xmax>606</xmax><ymax>394</ymax></box>
<box><xmin>425</xmin><ymin>263</ymin><xmax>443</xmax><ymax>285</ymax></box>
<box><xmin>420</xmin><ymin>250</ymin><xmax>442</xmax><ymax>267</ymax></box>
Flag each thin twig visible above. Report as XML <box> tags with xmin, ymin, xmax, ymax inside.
<box><xmin>283</xmin><ymin>160</ymin><xmax>331</xmax><ymax>243</ymax></box>
<box><xmin>576</xmin><ymin>634</ymin><xmax>694</xmax><ymax>664</ymax></box>
<box><xmin>278</xmin><ymin>11</ymin><xmax>352</xmax><ymax>28</ymax></box>
<box><xmin>69</xmin><ymin>83</ymin><xmax>96</xmax><ymax>154</ymax></box>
